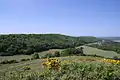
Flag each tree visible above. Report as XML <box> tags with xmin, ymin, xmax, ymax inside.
<box><xmin>32</xmin><ymin>53</ymin><xmax>40</xmax><ymax>59</ymax></box>
<box><xmin>0</xmin><ymin>34</ymin><xmax>97</xmax><ymax>56</ymax></box>
<box><xmin>54</xmin><ymin>51</ymin><xmax>60</xmax><ymax>57</ymax></box>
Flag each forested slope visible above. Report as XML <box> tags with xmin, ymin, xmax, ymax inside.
<box><xmin>0</xmin><ymin>34</ymin><xmax>97</xmax><ymax>56</ymax></box>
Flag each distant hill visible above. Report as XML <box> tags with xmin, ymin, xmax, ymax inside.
<box><xmin>98</xmin><ymin>37</ymin><xmax>120</xmax><ymax>40</ymax></box>
<box><xmin>0</xmin><ymin>34</ymin><xmax>97</xmax><ymax>56</ymax></box>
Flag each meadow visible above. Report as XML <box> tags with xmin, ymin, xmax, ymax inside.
<box><xmin>0</xmin><ymin>56</ymin><xmax>120</xmax><ymax>80</ymax></box>
<box><xmin>0</xmin><ymin>45</ymin><xmax>120</xmax><ymax>80</ymax></box>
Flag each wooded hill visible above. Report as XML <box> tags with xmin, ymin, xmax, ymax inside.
<box><xmin>0</xmin><ymin>34</ymin><xmax>97</xmax><ymax>56</ymax></box>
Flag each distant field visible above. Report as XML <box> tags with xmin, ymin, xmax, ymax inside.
<box><xmin>81</xmin><ymin>46</ymin><xmax>120</xmax><ymax>58</ymax></box>
<box><xmin>113</xmin><ymin>40</ymin><xmax>120</xmax><ymax>42</ymax></box>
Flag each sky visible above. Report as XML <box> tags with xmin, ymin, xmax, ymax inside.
<box><xmin>0</xmin><ymin>0</ymin><xmax>119</xmax><ymax>37</ymax></box>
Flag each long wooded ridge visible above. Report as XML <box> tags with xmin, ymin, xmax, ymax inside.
<box><xmin>0</xmin><ymin>34</ymin><xmax>97</xmax><ymax>56</ymax></box>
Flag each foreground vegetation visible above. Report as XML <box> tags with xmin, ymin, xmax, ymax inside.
<box><xmin>0</xmin><ymin>57</ymin><xmax>120</xmax><ymax>80</ymax></box>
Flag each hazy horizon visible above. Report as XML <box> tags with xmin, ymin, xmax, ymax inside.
<box><xmin>0</xmin><ymin>0</ymin><xmax>119</xmax><ymax>36</ymax></box>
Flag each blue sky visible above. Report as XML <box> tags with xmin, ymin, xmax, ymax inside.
<box><xmin>0</xmin><ymin>0</ymin><xmax>119</xmax><ymax>36</ymax></box>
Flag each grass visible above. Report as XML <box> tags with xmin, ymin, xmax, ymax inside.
<box><xmin>0</xmin><ymin>55</ymin><xmax>31</xmax><ymax>61</ymax></box>
<box><xmin>0</xmin><ymin>49</ymin><xmax>63</xmax><ymax>61</ymax></box>
<box><xmin>81</xmin><ymin>46</ymin><xmax>120</xmax><ymax>58</ymax></box>
<box><xmin>0</xmin><ymin>56</ymin><xmax>120</xmax><ymax>80</ymax></box>
<box><xmin>0</xmin><ymin>46</ymin><xmax>120</xmax><ymax>79</ymax></box>
<box><xmin>0</xmin><ymin>56</ymin><xmax>98</xmax><ymax>76</ymax></box>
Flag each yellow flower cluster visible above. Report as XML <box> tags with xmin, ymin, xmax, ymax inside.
<box><xmin>42</xmin><ymin>58</ymin><xmax>61</xmax><ymax>70</ymax></box>
<box><xmin>103</xmin><ymin>59</ymin><xmax>120</xmax><ymax>65</ymax></box>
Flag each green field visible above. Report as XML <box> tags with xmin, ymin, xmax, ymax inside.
<box><xmin>82</xmin><ymin>46</ymin><xmax>120</xmax><ymax>58</ymax></box>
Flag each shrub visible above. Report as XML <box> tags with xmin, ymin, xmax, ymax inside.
<box><xmin>20</xmin><ymin>58</ymin><xmax>30</xmax><ymax>62</ymax></box>
<box><xmin>8</xmin><ymin>60</ymin><xmax>19</xmax><ymax>63</ymax></box>
<box><xmin>22</xmin><ymin>66</ymin><xmax>31</xmax><ymax>71</ymax></box>
<box><xmin>61</xmin><ymin>48</ymin><xmax>85</xmax><ymax>56</ymax></box>
<box><xmin>41</xmin><ymin>53</ymin><xmax>55</xmax><ymax>59</ymax></box>
<box><xmin>32</xmin><ymin>53</ymin><xmax>40</xmax><ymax>59</ymax></box>
<box><xmin>31</xmin><ymin>58</ymin><xmax>34</xmax><ymax>60</ymax></box>
<box><xmin>86</xmin><ymin>54</ymin><xmax>104</xmax><ymax>58</ymax></box>
<box><xmin>42</xmin><ymin>58</ymin><xmax>61</xmax><ymax>70</ymax></box>
<box><xmin>113</xmin><ymin>56</ymin><xmax>120</xmax><ymax>60</ymax></box>
<box><xmin>0</xmin><ymin>60</ymin><xmax>18</xmax><ymax>64</ymax></box>
<box><xmin>54</xmin><ymin>51</ymin><xmax>60</xmax><ymax>57</ymax></box>
<box><xmin>0</xmin><ymin>52</ymin><xmax>13</xmax><ymax>56</ymax></box>
<box><xmin>0</xmin><ymin>60</ymin><xmax>9</xmax><ymax>64</ymax></box>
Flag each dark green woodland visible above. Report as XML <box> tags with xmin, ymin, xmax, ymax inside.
<box><xmin>0</xmin><ymin>34</ymin><xmax>97</xmax><ymax>56</ymax></box>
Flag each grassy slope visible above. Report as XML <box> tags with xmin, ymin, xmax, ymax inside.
<box><xmin>81</xmin><ymin>46</ymin><xmax>120</xmax><ymax>58</ymax></box>
<box><xmin>0</xmin><ymin>56</ymin><xmax>102</xmax><ymax>76</ymax></box>
<box><xmin>0</xmin><ymin>49</ymin><xmax>63</xmax><ymax>61</ymax></box>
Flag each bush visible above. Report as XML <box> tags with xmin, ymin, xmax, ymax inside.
<box><xmin>45</xmin><ymin>53</ymin><xmax>54</xmax><ymax>58</ymax></box>
<box><xmin>113</xmin><ymin>56</ymin><xmax>120</xmax><ymax>60</ymax></box>
<box><xmin>61</xmin><ymin>48</ymin><xmax>85</xmax><ymax>57</ymax></box>
<box><xmin>54</xmin><ymin>51</ymin><xmax>60</xmax><ymax>57</ymax></box>
<box><xmin>0</xmin><ymin>52</ymin><xmax>13</xmax><ymax>56</ymax></box>
<box><xmin>31</xmin><ymin>58</ymin><xmax>34</xmax><ymax>60</ymax></box>
<box><xmin>22</xmin><ymin>66</ymin><xmax>31</xmax><ymax>71</ymax></box>
<box><xmin>32</xmin><ymin>53</ymin><xmax>40</xmax><ymax>59</ymax></box>
<box><xmin>41</xmin><ymin>55</ymin><xmax>47</xmax><ymax>59</ymax></box>
<box><xmin>86</xmin><ymin>54</ymin><xmax>104</xmax><ymax>58</ymax></box>
<box><xmin>41</xmin><ymin>53</ymin><xmax>57</xmax><ymax>59</ymax></box>
<box><xmin>0</xmin><ymin>60</ymin><xmax>19</xmax><ymax>64</ymax></box>
<box><xmin>0</xmin><ymin>60</ymin><xmax>9</xmax><ymax>64</ymax></box>
<box><xmin>20</xmin><ymin>58</ymin><xmax>30</xmax><ymax>62</ymax></box>
<box><xmin>9</xmin><ymin>60</ymin><xmax>19</xmax><ymax>63</ymax></box>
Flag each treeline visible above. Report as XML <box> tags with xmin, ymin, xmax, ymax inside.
<box><xmin>88</xmin><ymin>41</ymin><xmax>120</xmax><ymax>54</ymax></box>
<box><xmin>42</xmin><ymin>47</ymin><xmax>85</xmax><ymax>58</ymax></box>
<box><xmin>0</xmin><ymin>34</ymin><xmax>97</xmax><ymax>56</ymax></box>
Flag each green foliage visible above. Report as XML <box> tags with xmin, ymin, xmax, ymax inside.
<box><xmin>0</xmin><ymin>52</ymin><xmax>13</xmax><ymax>56</ymax></box>
<box><xmin>2</xmin><ymin>62</ymin><xmax>120</xmax><ymax>80</ymax></box>
<box><xmin>86</xmin><ymin>54</ymin><xmax>105</xmax><ymax>58</ymax></box>
<box><xmin>61</xmin><ymin>47</ymin><xmax>85</xmax><ymax>56</ymax></box>
<box><xmin>32</xmin><ymin>53</ymin><xmax>40</xmax><ymax>59</ymax></box>
<box><xmin>113</xmin><ymin>56</ymin><xmax>120</xmax><ymax>60</ymax></box>
<box><xmin>0</xmin><ymin>34</ymin><xmax>97</xmax><ymax>56</ymax></box>
<box><xmin>0</xmin><ymin>60</ymin><xmax>19</xmax><ymax>64</ymax></box>
<box><xmin>42</xmin><ymin>53</ymin><xmax>54</xmax><ymax>58</ymax></box>
<box><xmin>20</xmin><ymin>58</ymin><xmax>30</xmax><ymax>62</ymax></box>
<box><xmin>22</xmin><ymin>66</ymin><xmax>31</xmax><ymax>71</ymax></box>
<box><xmin>54</xmin><ymin>51</ymin><xmax>60</xmax><ymax>57</ymax></box>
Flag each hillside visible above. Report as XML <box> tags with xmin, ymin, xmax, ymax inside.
<box><xmin>88</xmin><ymin>40</ymin><xmax>120</xmax><ymax>55</ymax></box>
<box><xmin>0</xmin><ymin>34</ymin><xmax>97</xmax><ymax>56</ymax></box>
<box><xmin>98</xmin><ymin>37</ymin><xmax>120</xmax><ymax>40</ymax></box>
<box><xmin>82</xmin><ymin>46</ymin><xmax>120</xmax><ymax>58</ymax></box>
